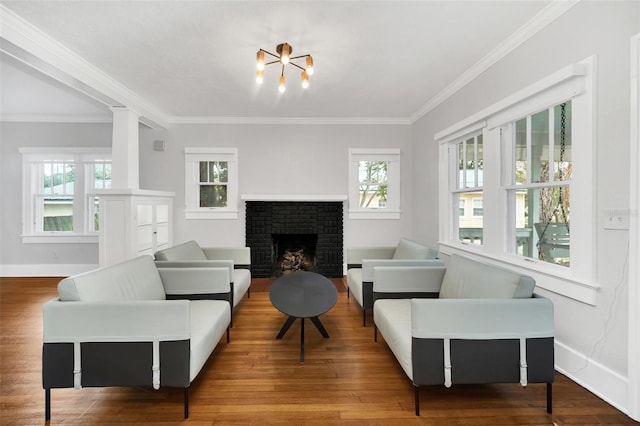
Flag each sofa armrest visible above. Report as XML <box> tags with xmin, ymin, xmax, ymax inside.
<box><xmin>43</xmin><ymin>298</ymin><xmax>191</xmax><ymax>343</ymax></box>
<box><xmin>373</xmin><ymin>266</ymin><xmax>446</xmax><ymax>294</ymax></box>
<box><xmin>156</xmin><ymin>266</ymin><xmax>231</xmax><ymax>295</ymax></box>
<box><xmin>411</xmin><ymin>297</ymin><xmax>554</xmax><ymax>339</ymax></box>
<box><xmin>347</xmin><ymin>247</ymin><xmax>395</xmax><ymax>268</ymax></box>
<box><xmin>363</xmin><ymin>259</ymin><xmax>444</xmax><ymax>282</ymax></box>
<box><xmin>202</xmin><ymin>247</ymin><xmax>251</xmax><ymax>268</ymax></box>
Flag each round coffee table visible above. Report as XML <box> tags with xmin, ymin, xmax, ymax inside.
<box><xmin>269</xmin><ymin>271</ymin><xmax>338</xmax><ymax>363</ymax></box>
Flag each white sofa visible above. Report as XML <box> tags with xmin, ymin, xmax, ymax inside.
<box><xmin>346</xmin><ymin>238</ymin><xmax>441</xmax><ymax>325</ymax></box>
<box><xmin>42</xmin><ymin>255</ymin><xmax>232</xmax><ymax>420</ymax></box>
<box><xmin>154</xmin><ymin>240</ymin><xmax>251</xmax><ymax>324</ymax></box>
<box><xmin>373</xmin><ymin>254</ymin><xmax>555</xmax><ymax>415</ymax></box>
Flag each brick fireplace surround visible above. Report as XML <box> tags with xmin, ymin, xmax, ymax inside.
<box><xmin>245</xmin><ymin>199</ymin><xmax>344</xmax><ymax>278</ymax></box>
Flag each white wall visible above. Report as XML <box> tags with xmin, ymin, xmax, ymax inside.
<box><xmin>139</xmin><ymin>123</ymin><xmax>414</xmax><ymax>250</ymax></box>
<box><xmin>412</xmin><ymin>0</ymin><xmax>639</xmax><ymax>414</ymax></box>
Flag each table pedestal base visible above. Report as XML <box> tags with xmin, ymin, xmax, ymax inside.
<box><xmin>276</xmin><ymin>316</ymin><xmax>329</xmax><ymax>363</ymax></box>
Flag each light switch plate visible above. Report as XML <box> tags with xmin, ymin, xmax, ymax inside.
<box><xmin>603</xmin><ymin>208</ymin><xmax>629</xmax><ymax>230</ymax></box>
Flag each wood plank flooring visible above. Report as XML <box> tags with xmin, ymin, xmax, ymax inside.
<box><xmin>0</xmin><ymin>276</ymin><xmax>636</xmax><ymax>425</ymax></box>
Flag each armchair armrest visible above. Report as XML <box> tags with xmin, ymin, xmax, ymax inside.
<box><xmin>202</xmin><ymin>247</ymin><xmax>251</xmax><ymax>268</ymax></box>
<box><xmin>43</xmin><ymin>299</ymin><xmax>191</xmax><ymax>343</ymax></box>
<box><xmin>347</xmin><ymin>247</ymin><xmax>395</xmax><ymax>268</ymax></box>
<box><xmin>411</xmin><ymin>297</ymin><xmax>554</xmax><ymax>339</ymax></box>
<box><xmin>363</xmin><ymin>259</ymin><xmax>444</xmax><ymax>282</ymax></box>
<box><xmin>373</xmin><ymin>266</ymin><xmax>446</xmax><ymax>294</ymax></box>
<box><xmin>156</xmin><ymin>266</ymin><xmax>231</xmax><ymax>295</ymax></box>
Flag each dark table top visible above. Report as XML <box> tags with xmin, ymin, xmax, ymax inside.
<box><xmin>269</xmin><ymin>271</ymin><xmax>338</xmax><ymax>318</ymax></box>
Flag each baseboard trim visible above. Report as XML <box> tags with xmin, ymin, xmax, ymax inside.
<box><xmin>0</xmin><ymin>263</ymin><xmax>98</xmax><ymax>277</ymax></box>
<box><xmin>555</xmin><ymin>339</ymin><xmax>629</xmax><ymax>416</ymax></box>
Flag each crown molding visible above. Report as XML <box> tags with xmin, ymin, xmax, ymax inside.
<box><xmin>168</xmin><ymin>116</ymin><xmax>411</xmax><ymax>126</ymax></box>
<box><xmin>409</xmin><ymin>0</ymin><xmax>580</xmax><ymax>124</ymax></box>
<box><xmin>0</xmin><ymin>5</ymin><xmax>169</xmax><ymax>129</ymax></box>
<box><xmin>0</xmin><ymin>114</ymin><xmax>112</xmax><ymax>123</ymax></box>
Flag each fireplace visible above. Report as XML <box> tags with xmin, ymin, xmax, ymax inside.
<box><xmin>272</xmin><ymin>233</ymin><xmax>318</xmax><ymax>276</ymax></box>
<box><xmin>245</xmin><ymin>201</ymin><xmax>343</xmax><ymax>278</ymax></box>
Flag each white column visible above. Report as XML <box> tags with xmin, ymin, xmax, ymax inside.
<box><xmin>110</xmin><ymin>106</ymin><xmax>140</xmax><ymax>189</ymax></box>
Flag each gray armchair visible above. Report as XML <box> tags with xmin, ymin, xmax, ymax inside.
<box><xmin>346</xmin><ymin>238</ymin><xmax>440</xmax><ymax>325</ymax></box>
<box><xmin>373</xmin><ymin>254</ymin><xmax>555</xmax><ymax>415</ymax></box>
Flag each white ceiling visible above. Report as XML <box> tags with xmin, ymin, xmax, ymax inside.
<box><xmin>0</xmin><ymin>1</ymin><xmax>555</xmax><ymax>126</ymax></box>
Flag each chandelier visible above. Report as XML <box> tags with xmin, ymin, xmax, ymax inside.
<box><xmin>256</xmin><ymin>43</ymin><xmax>314</xmax><ymax>92</ymax></box>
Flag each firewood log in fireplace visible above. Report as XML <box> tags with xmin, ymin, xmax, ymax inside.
<box><xmin>281</xmin><ymin>249</ymin><xmax>305</xmax><ymax>271</ymax></box>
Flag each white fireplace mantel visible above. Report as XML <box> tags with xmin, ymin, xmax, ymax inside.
<box><xmin>241</xmin><ymin>194</ymin><xmax>347</xmax><ymax>202</ymax></box>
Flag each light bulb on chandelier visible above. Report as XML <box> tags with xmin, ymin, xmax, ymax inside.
<box><xmin>255</xmin><ymin>42</ymin><xmax>314</xmax><ymax>92</ymax></box>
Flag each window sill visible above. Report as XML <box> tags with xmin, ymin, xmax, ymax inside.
<box><xmin>348</xmin><ymin>209</ymin><xmax>401</xmax><ymax>220</ymax></box>
<box><xmin>185</xmin><ymin>209</ymin><xmax>239</xmax><ymax>220</ymax></box>
<box><xmin>438</xmin><ymin>241</ymin><xmax>599</xmax><ymax>305</ymax></box>
<box><xmin>22</xmin><ymin>234</ymin><xmax>99</xmax><ymax>244</ymax></box>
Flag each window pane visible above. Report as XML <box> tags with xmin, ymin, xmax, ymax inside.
<box><xmin>458</xmin><ymin>191</ymin><xmax>483</xmax><ymax>244</ymax></box>
<box><xmin>199</xmin><ymin>162</ymin><xmax>208</xmax><ymax>183</ymax></box>
<box><xmin>358</xmin><ymin>161</ymin><xmax>387</xmax><ymax>209</ymax></box>
<box><xmin>200</xmin><ymin>185</ymin><xmax>228</xmax><ymax>207</ymax></box>
<box><xmin>477</xmin><ymin>134</ymin><xmax>483</xmax><ymax>184</ymax></box>
<box><xmin>43</xmin><ymin>196</ymin><xmax>73</xmax><ymax>231</ymax></box>
<box><xmin>465</xmin><ymin>137</ymin><xmax>475</xmax><ymax>187</ymax></box>
<box><xmin>93</xmin><ymin>196</ymin><xmax>100</xmax><ymax>231</ymax></box>
<box><xmin>513</xmin><ymin>186</ymin><xmax>570</xmax><ymax>266</ymax></box>
<box><xmin>531</xmin><ymin>109</ymin><xmax>549</xmax><ymax>183</ymax></box>
<box><xmin>210</xmin><ymin>161</ymin><xmax>228</xmax><ymax>183</ymax></box>
<box><xmin>515</xmin><ymin>118</ymin><xmax>527</xmax><ymax>184</ymax></box>
<box><xmin>554</xmin><ymin>101</ymin><xmax>572</xmax><ymax>182</ymax></box>
<box><xmin>457</xmin><ymin>142</ymin><xmax>464</xmax><ymax>189</ymax></box>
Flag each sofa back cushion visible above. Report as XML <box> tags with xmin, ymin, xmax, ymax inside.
<box><xmin>439</xmin><ymin>254</ymin><xmax>535</xmax><ymax>299</ymax></box>
<box><xmin>154</xmin><ymin>240</ymin><xmax>207</xmax><ymax>261</ymax></box>
<box><xmin>392</xmin><ymin>238</ymin><xmax>436</xmax><ymax>260</ymax></box>
<box><xmin>58</xmin><ymin>256</ymin><xmax>166</xmax><ymax>301</ymax></box>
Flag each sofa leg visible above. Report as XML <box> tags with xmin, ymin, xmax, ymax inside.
<box><xmin>363</xmin><ymin>309</ymin><xmax>366</xmax><ymax>326</ymax></box>
<box><xmin>414</xmin><ymin>385</ymin><xmax>420</xmax><ymax>416</ymax></box>
<box><xmin>347</xmin><ymin>287</ymin><xmax>350</xmax><ymax>299</ymax></box>
<box><xmin>547</xmin><ymin>382</ymin><xmax>552</xmax><ymax>414</ymax></box>
<box><xmin>184</xmin><ymin>387</ymin><xmax>189</xmax><ymax>419</ymax></box>
<box><xmin>45</xmin><ymin>388</ymin><xmax>51</xmax><ymax>421</ymax></box>
<box><xmin>374</xmin><ymin>325</ymin><xmax>378</xmax><ymax>342</ymax></box>
<box><xmin>226</xmin><ymin>326</ymin><xmax>230</xmax><ymax>343</ymax></box>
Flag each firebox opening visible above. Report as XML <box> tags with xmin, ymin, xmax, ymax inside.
<box><xmin>272</xmin><ymin>233</ymin><xmax>318</xmax><ymax>276</ymax></box>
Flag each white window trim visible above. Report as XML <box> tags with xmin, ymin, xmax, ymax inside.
<box><xmin>184</xmin><ymin>147</ymin><xmax>238</xmax><ymax>220</ymax></box>
<box><xmin>19</xmin><ymin>147</ymin><xmax>111</xmax><ymax>244</ymax></box>
<box><xmin>348</xmin><ymin>148</ymin><xmax>401</xmax><ymax>220</ymax></box>
<box><xmin>436</xmin><ymin>56</ymin><xmax>598</xmax><ymax>305</ymax></box>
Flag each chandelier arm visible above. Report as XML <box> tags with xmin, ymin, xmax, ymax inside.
<box><xmin>288</xmin><ymin>62</ymin><xmax>306</xmax><ymax>72</ymax></box>
<box><xmin>265</xmin><ymin>60</ymin><xmax>281</xmax><ymax>66</ymax></box>
<box><xmin>289</xmin><ymin>55</ymin><xmax>309</xmax><ymax>60</ymax></box>
<box><xmin>261</xmin><ymin>49</ymin><xmax>280</xmax><ymax>59</ymax></box>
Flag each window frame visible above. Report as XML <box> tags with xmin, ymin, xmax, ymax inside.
<box><xmin>436</xmin><ymin>56</ymin><xmax>597</xmax><ymax>305</ymax></box>
<box><xmin>348</xmin><ymin>148</ymin><xmax>401</xmax><ymax>219</ymax></box>
<box><xmin>184</xmin><ymin>147</ymin><xmax>238</xmax><ymax>220</ymax></box>
<box><xmin>20</xmin><ymin>147</ymin><xmax>111</xmax><ymax>244</ymax></box>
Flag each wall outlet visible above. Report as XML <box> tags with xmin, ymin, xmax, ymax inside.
<box><xmin>603</xmin><ymin>208</ymin><xmax>629</xmax><ymax>230</ymax></box>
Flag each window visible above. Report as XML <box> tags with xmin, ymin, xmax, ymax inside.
<box><xmin>437</xmin><ymin>56</ymin><xmax>596</xmax><ymax>304</ymax></box>
<box><xmin>503</xmin><ymin>102</ymin><xmax>571</xmax><ymax>266</ymax></box>
<box><xmin>184</xmin><ymin>148</ymin><xmax>238</xmax><ymax>219</ymax></box>
<box><xmin>451</xmin><ymin>133</ymin><xmax>484</xmax><ymax>244</ymax></box>
<box><xmin>348</xmin><ymin>149</ymin><xmax>400</xmax><ymax>219</ymax></box>
<box><xmin>20</xmin><ymin>148</ymin><xmax>111</xmax><ymax>243</ymax></box>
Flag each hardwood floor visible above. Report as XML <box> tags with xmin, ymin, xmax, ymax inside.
<box><xmin>0</xmin><ymin>276</ymin><xmax>636</xmax><ymax>425</ymax></box>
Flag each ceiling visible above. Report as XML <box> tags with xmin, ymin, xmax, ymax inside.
<box><xmin>0</xmin><ymin>1</ymin><xmax>556</xmax><ymax>126</ymax></box>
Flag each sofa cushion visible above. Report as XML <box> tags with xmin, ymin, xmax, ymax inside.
<box><xmin>189</xmin><ymin>299</ymin><xmax>231</xmax><ymax>381</ymax></box>
<box><xmin>439</xmin><ymin>254</ymin><xmax>535</xmax><ymax>299</ymax></box>
<box><xmin>392</xmin><ymin>238</ymin><xmax>435</xmax><ymax>260</ymax></box>
<box><xmin>347</xmin><ymin>268</ymin><xmax>364</xmax><ymax>307</ymax></box>
<box><xmin>154</xmin><ymin>240</ymin><xmax>207</xmax><ymax>261</ymax></box>
<box><xmin>373</xmin><ymin>298</ymin><xmax>413</xmax><ymax>379</ymax></box>
<box><xmin>58</xmin><ymin>256</ymin><xmax>166</xmax><ymax>302</ymax></box>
